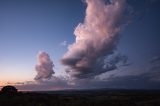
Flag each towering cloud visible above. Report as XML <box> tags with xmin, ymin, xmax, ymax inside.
<box><xmin>61</xmin><ymin>0</ymin><xmax>128</xmax><ymax>78</ymax></box>
<box><xmin>35</xmin><ymin>51</ymin><xmax>54</xmax><ymax>81</ymax></box>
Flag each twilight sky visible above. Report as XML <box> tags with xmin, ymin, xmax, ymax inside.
<box><xmin>0</xmin><ymin>0</ymin><xmax>160</xmax><ymax>91</ymax></box>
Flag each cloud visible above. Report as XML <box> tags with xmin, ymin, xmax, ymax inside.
<box><xmin>34</xmin><ymin>51</ymin><xmax>54</xmax><ymax>81</ymax></box>
<box><xmin>60</xmin><ymin>40</ymin><xmax>68</xmax><ymax>46</ymax></box>
<box><xmin>96</xmin><ymin>55</ymin><xmax>160</xmax><ymax>89</ymax></box>
<box><xmin>147</xmin><ymin>56</ymin><xmax>160</xmax><ymax>81</ymax></box>
<box><xmin>15</xmin><ymin>76</ymin><xmax>71</xmax><ymax>91</ymax></box>
<box><xmin>13</xmin><ymin>55</ymin><xmax>160</xmax><ymax>90</ymax></box>
<box><xmin>61</xmin><ymin>0</ymin><xmax>128</xmax><ymax>79</ymax></box>
<box><xmin>149</xmin><ymin>56</ymin><xmax>160</xmax><ymax>63</ymax></box>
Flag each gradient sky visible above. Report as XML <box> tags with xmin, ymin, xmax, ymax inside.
<box><xmin>0</xmin><ymin>0</ymin><xmax>160</xmax><ymax>90</ymax></box>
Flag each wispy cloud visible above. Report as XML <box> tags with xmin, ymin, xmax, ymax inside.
<box><xmin>60</xmin><ymin>40</ymin><xmax>68</xmax><ymax>46</ymax></box>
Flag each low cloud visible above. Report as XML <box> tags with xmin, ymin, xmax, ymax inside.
<box><xmin>14</xmin><ymin>55</ymin><xmax>160</xmax><ymax>90</ymax></box>
<box><xmin>147</xmin><ymin>56</ymin><xmax>160</xmax><ymax>81</ymax></box>
<box><xmin>149</xmin><ymin>56</ymin><xmax>160</xmax><ymax>63</ymax></box>
<box><xmin>15</xmin><ymin>76</ymin><xmax>71</xmax><ymax>91</ymax></box>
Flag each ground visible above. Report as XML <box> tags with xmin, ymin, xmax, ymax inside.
<box><xmin>0</xmin><ymin>89</ymin><xmax>160</xmax><ymax>106</ymax></box>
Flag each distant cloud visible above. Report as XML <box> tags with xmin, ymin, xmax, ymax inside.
<box><xmin>15</xmin><ymin>76</ymin><xmax>71</xmax><ymax>91</ymax></box>
<box><xmin>97</xmin><ymin>55</ymin><xmax>160</xmax><ymax>89</ymax></box>
<box><xmin>14</xmin><ymin>54</ymin><xmax>160</xmax><ymax>90</ymax></box>
<box><xmin>149</xmin><ymin>56</ymin><xmax>160</xmax><ymax>63</ymax></box>
<box><xmin>60</xmin><ymin>41</ymin><xmax>68</xmax><ymax>46</ymax></box>
<box><xmin>61</xmin><ymin>0</ymin><xmax>129</xmax><ymax>79</ymax></box>
<box><xmin>34</xmin><ymin>51</ymin><xmax>54</xmax><ymax>81</ymax></box>
<box><xmin>147</xmin><ymin>56</ymin><xmax>160</xmax><ymax>81</ymax></box>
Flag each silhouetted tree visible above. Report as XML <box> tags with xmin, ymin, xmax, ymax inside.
<box><xmin>1</xmin><ymin>85</ymin><xmax>17</xmax><ymax>93</ymax></box>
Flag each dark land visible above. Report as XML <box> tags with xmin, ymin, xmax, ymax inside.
<box><xmin>0</xmin><ymin>89</ymin><xmax>160</xmax><ymax>106</ymax></box>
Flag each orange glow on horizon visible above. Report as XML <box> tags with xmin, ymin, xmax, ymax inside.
<box><xmin>0</xmin><ymin>80</ymin><xmax>32</xmax><ymax>88</ymax></box>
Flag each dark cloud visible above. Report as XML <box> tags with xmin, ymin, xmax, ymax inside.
<box><xmin>72</xmin><ymin>55</ymin><xmax>160</xmax><ymax>89</ymax></box>
<box><xmin>150</xmin><ymin>56</ymin><xmax>160</xmax><ymax>63</ymax></box>
<box><xmin>99</xmin><ymin>55</ymin><xmax>160</xmax><ymax>89</ymax></box>
<box><xmin>64</xmin><ymin>53</ymin><xmax>129</xmax><ymax>79</ymax></box>
<box><xmin>147</xmin><ymin>56</ymin><xmax>160</xmax><ymax>81</ymax></box>
<box><xmin>105</xmin><ymin>75</ymin><xmax>160</xmax><ymax>89</ymax></box>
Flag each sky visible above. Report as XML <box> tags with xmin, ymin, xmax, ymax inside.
<box><xmin>0</xmin><ymin>0</ymin><xmax>160</xmax><ymax>91</ymax></box>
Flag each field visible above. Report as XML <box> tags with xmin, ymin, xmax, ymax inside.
<box><xmin>0</xmin><ymin>89</ymin><xmax>160</xmax><ymax>106</ymax></box>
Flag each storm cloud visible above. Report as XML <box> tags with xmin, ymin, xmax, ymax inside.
<box><xmin>61</xmin><ymin>0</ymin><xmax>128</xmax><ymax>79</ymax></box>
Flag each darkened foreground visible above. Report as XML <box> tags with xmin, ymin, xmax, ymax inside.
<box><xmin>1</xmin><ymin>86</ymin><xmax>17</xmax><ymax>93</ymax></box>
<box><xmin>0</xmin><ymin>89</ymin><xmax>160</xmax><ymax>106</ymax></box>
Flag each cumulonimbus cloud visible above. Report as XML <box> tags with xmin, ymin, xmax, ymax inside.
<box><xmin>61</xmin><ymin>0</ymin><xmax>128</xmax><ymax>79</ymax></box>
<box><xmin>35</xmin><ymin>51</ymin><xmax>54</xmax><ymax>81</ymax></box>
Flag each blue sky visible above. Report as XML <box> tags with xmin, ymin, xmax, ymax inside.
<box><xmin>0</xmin><ymin>0</ymin><xmax>160</xmax><ymax>90</ymax></box>
<box><xmin>0</xmin><ymin>0</ymin><xmax>85</xmax><ymax>82</ymax></box>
